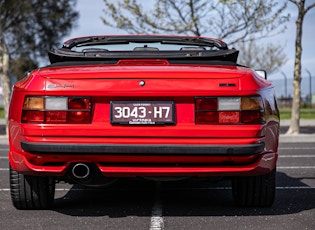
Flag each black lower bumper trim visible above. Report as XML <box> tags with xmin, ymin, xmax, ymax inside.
<box><xmin>21</xmin><ymin>141</ymin><xmax>265</xmax><ymax>156</ymax></box>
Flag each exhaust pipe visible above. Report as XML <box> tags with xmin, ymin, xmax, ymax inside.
<box><xmin>72</xmin><ymin>163</ymin><xmax>90</xmax><ymax>179</ymax></box>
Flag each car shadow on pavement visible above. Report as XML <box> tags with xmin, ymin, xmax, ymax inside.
<box><xmin>54</xmin><ymin>179</ymin><xmax>157</xmax><ymax>217</ymax></box>
<box><xmin>53</xmin><ymin>172</ymin><xmax>315</xmax><ymax>217</ymax></box>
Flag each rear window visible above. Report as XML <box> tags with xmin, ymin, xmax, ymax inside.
<box><xmin>71</xmin><ymin>42</ymin><xmax>220</xmax><ymax>52</ymax></box>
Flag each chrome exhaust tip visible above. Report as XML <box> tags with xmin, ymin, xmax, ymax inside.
<box><xmin>72</xmin><ymin>163</ymin><xmax>90</xmax><ymax>179</ymax></box>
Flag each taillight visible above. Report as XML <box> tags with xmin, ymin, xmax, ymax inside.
<box><xmin>22</xmin><ymin>96</ymin><xmax>91</xmax><ymax>124</ymax></box>
<box><xmin>195</xmin><ymin>96</ymin><xmax>264</xmax><ymax>124</ymax></box>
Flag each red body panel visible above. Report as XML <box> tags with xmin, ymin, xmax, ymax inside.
<box><xmin>8</xmin><ymin>63</ymin><xmax>279</xmax><ymax>178</ymax></box>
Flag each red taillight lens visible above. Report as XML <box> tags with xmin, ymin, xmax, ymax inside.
<box><xmin>22</xmin><ymin>111</ymin><xmax>44</xmax><ymax>123</ymax></box>
<box><xmin>218</xmin><ymin>111</ymin><xmax>240</xmax><ymax>124</ymax></box>
<box><xmin>241</xmin><ymin>110</ymin><xmax>264</xmax><ymax>124</ymax></box>
<box><xmin>68</xmin><ymin>98</ymin><xmax>91</xmax><ymax>123</ymax></box>
<box><xmin>195</xmin><ymin>96</ymin><xmax>264</xmax><ymax>125</ymax></box>
<box><xmin>68</xmin><ymin>111</ymin><xmax>90</xmax><ymax>123</ymax></box>
<box><xmin>195</xmin><ymin>98</ymin><xmax>217</xmax><ymax>110</ymax></box>
<box><xmin>46</xmin><ymin>111</ymin><xmax>67</xmax><ymax>124</ymax></box>
<box><xmin>195</xmin><ymin>111</ymin><xmax>218</xmax><ymax>124</ymax></box>
<box><xmin>68</xmin><ymin>98</ymin><xmax>90</xmax><ymax>110</ymax></box>
<box><xmin>22</xmin><ymin>96</ymin><xmax>91</xmax><ymax>124</ymax></box>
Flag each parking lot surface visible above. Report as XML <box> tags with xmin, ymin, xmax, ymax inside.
<box><xmin>0</xmin><ymin>141</ymin><xmax>314</xmax><ymax>230</ymax></box>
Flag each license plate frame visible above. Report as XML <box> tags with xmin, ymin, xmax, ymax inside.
<box><xmin>110</xmin><ymin>101</ymin><xmax>175</xmax><ymax>125</ymax></box>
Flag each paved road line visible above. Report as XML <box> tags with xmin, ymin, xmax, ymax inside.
<box><xmin>203</xmin><ymin>187</ymin><xmax>315</xmax><ymax>190</ymax></box>
<box><xmin>1</xmin><ymin>187</ymin><xmax>315</xmax><ymax>192</ymax></box>
<box><xmin>278</xmin><ymin>166</ymin><xmax>315</xmax><ymax>169</ymax></box>
<box><xmin>150</xmin><ymin>182</ymin><xmax>164</xmax><ymax>230</ymax></box>
<box><xmin>279</xmin><ymin>155</ymin><xmax>315</xmax><ymax>158</ymax></box>
<box><xmin>279</xmin><ymin>147</ymin><xmax>315</xmax><ymax>150</ymax></box>
<box><xmin>276</xmin><ymin>186</ymin><xmax>315</xmax><ymax>189</ymax></box>
<box><xmin>150</xmin><ymin>202</ymin><xmax>164</xmax><ymax>230</ymax></box>
<box><xmin>54</xmin><ymin>186</ymin><xmax>315</xmax><ymax>190</ymax></box>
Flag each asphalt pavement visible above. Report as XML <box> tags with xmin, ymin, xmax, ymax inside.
<box><xmin>0</xmin><ymin>120</ymin><xmax>314</xmax><ymax>229</ymax></box>
<box><xmin>1</xmin><ymin>142</ymin><xmax>314</xmax><ymax>229</ymax></box>
<box><xmin>0</xmin><ymin>119</ymin><xmax>314</xmax><ymax>144</ymax></box>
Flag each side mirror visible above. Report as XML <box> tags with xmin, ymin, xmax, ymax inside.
<box><xmin>255</xmin><ymin>70</ymin><xmax>267</xmax><ymax>79</ymax></box>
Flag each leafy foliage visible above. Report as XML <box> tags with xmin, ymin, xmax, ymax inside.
<box><xmin>0</xmin><ymin>0</ymin><xmax>79</xmax><ymax>61</ymax></box>
<box><xmin>11</xmin><ymin>58</ymin><xmax>37</xmax><ymax>80</ymax></box>
<box><xmin>0</xmin><ymin>0</ymin><xmax>78</xmax><ymax>128</ymax></box>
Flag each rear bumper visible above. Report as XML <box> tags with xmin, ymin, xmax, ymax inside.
<box><xmin>9</xmin><ymin>141</ymin><xmax>277</xmax><ymax>177</ymax></box>
<box><xmin>97</xmin><ymin>152</ymin><xmax>277</xmax><ymax>177</ymax></box>
<box><xmin>21</xmin><ymin>141</ymin><xmax>265</xmax><ymax>156</ymax></box>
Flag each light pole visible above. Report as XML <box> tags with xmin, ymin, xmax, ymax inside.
<box><xmin>305</xmin><ymin>69</ymin><xmax>312</xmax><ymax>108</ymax></box>
<box><xmin>281</xmin><ymin>71</ymin><xmax>287</xmax><ymax>98</ymax></box>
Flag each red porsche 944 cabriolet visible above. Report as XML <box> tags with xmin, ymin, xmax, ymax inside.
<box><xmin>8</xmin><ymin>35</ymin><xmax>279</xmax><ymax>209</ymax></box>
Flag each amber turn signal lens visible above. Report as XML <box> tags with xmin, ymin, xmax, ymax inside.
<box><xmin>23</xmin><ymin>97</ymin><xmax>44</xmax><ymax>110</ymax></box>
<box><xmin>241</xmin><ymin>97</ymin><xmax>263</xmax><ymax>110</ymax></box>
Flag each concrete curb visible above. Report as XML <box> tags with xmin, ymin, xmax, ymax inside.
<box><xmin>279</xmin><ymin>134</ymin><xmax>315</xmax><ymax>143</ymax></box>
<box><xmin>280</xmin><ymin>119</ymin><xmax>315</xmax><ymax>126</ymax></box>
<box><xmin>280</xmin><ymin>119</ymin><xmax>315</xmax><ymax>142</ymax></box>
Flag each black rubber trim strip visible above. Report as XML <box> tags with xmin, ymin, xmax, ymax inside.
<box><xmin>21</xmin><ymin>141</ymin><xmax>265</xmax><ymax>156</ymax></box>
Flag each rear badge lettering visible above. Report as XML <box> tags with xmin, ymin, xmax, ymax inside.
<box><xmin>48</xmin><ymin>84</ymin><xmax>74</xmax><ymax>88</ymax></box>
<box><xmin>219</xmin><ymin>83</ymin><xmax>236</xmax><ymax>87</ymax></box>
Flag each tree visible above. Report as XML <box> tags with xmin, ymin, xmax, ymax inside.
<box><xmin>286</xmin><ymin>0</ymin><xmax>315</xmax><ymax>134</ymax></box>
<box><xmin>0</xmin><ymin>0</ymin><xmax>79</xmax><ymax>131</ymax></box>
<box><xmin>11</xmin><ymin>58</ymin><xmax>38</xmax><ymax>81</ymax></box>
<box><xmin>102</xmin><ymin>0</ymin><xmax>289</xmax><ymax>76</ymax></box>
<box><xmin>237</xmin><ymin>39</ymin><xmax>288</xmax><ymax>75</ymax></box>
<box><xmin>102</xmin><ymin>0</ymin><xmax>289</xmax><ymax>45</ymax></box>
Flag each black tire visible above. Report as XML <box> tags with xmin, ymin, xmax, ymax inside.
<box><xmin>10</xmin><ymin>165</ymin><xmax>55</xmax><ymax>210</ymax></box>
<box><xmin>232</xmin><ymin>168</ymin><xmax>276</xmax><ymax>207</ymax></box>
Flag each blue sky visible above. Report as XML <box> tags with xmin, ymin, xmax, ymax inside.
<box><xmin>68</xmin><ymin>0</ymin><xmax>315</xmax><ymax>83</ymax></box>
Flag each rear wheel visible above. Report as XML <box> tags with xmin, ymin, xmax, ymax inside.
<box><xmin>10</xmin><ymin>165</ymin><xmax>55</xmax><ymax>210</ymax></box>
<box><xmin>232</xmin><ymin>168</ymin><xmax>276</xmax><ymax>207</ymax></box>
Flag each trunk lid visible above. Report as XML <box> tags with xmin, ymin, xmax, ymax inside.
<box><xmin>40</xmin><ymin>64</ymin><xmax>250</xmax><ymax>96</ymax></box>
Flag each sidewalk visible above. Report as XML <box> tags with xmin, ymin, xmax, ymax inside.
<box><xmin>0</xmin><ymin>120</ymin><xmax>314</xmax><ymax>144</ymax></box>
<box><xmin>279</xmin><ymin>120</ymin><xmax>315</xmax><ymax>143</ymax></box>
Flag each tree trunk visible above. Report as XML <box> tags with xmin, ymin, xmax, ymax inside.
<box><xmin>0</xmin><ymin>34</ymin><xmax>11</xmax><ymax>135</ymax></box>
<box><xmin>286</xmin><ymin>3</ymin><xmax>304</xmax><ymax>135</ymax></box>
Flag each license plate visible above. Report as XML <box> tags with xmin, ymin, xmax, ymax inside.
<box><xmin>110</xmin><ymin>101</ymin><xmax>174</xmax><ymax>125</ymax></box>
